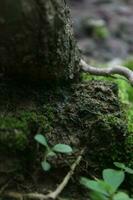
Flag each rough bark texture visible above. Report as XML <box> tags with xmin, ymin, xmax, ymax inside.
<box><xmin>0</xmin><ymin>0</ymin><xmax>80</xmax><ymax>81</ymax></box>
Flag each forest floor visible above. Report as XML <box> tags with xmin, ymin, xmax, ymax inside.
<box><xmin>1</xmin><ymin>1</ymin><xmax>133</xmax><ymax>200</ymax></box>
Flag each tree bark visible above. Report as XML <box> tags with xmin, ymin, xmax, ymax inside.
<box><xmin>0</xmin><ymin>0</ymin><xmax>80</xmax><ymax>81</ymax></box>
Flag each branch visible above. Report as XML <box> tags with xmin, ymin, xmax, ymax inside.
<box><xmin>80</xmin><ymin>59</ymin><xmax>133</xmax><ymax>86</ymax></box>
<box><xmin>3</xmin><ymin>148</ymin><xmax>85</xmax><ymax>200</ymax></box>
<box><xmin>44</xmin><ymin>148</ymin><xmax>85</xmax><ymax>199</ymax></box>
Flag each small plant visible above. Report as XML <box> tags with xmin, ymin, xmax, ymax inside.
<box><xmin>114</xmin><ymin>162</ymin><xmax>133</xmax><ymax>174</ymax></box>
<box><xmin>34</xmin><ymin>134</ymin><xmax>73</xmax><ymax>171</ymax></box>
<box><xmin>80</xmin><ymin>162</ymin><xmax>133</xmax><ymax>200</ymax></box>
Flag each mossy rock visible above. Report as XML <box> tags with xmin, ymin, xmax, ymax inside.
<box><xmin>0</xmin><ymin>80</ymin><xmax>132</xmax><ymax>186</ymax></box>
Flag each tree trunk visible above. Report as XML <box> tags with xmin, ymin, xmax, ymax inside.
<box><xmin>0</xmin><ymin>0</ymin><xmax>80</xmax><ymax>81</ymax></box>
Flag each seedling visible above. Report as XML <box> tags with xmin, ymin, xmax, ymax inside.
<box><xmin>114</xmin><ymin>162</ymin><xmax>133</xmax><ymax>174</ymax></box>
<box><xmin>34</xmin><ymin>134</ymin><xmax>73</xmax><ymax>171</ymax></box>
<box><xmin>80</xmin><ymin>162</ymin><xmax>133</xmax><ymax>200</ymax></box>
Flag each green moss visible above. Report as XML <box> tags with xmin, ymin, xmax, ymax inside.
<box><xmin>82</xmin><ymin>71</ymin><xmax>133</xmax><ymax>130</ymax></box>
<box><xmin>123</xmin><ymin>57</ymin><xmax>133</xmax><ymax>70</ymax></box>
<box><xmin>0</xmin><ymin>0</ymin><xmax>80</xmax><ymax>82</ymax></box>
<box><xmin>0</xmin><ymin>116</ymin><xmax>28</xmax><ymax>151</ymax></box>
<box><xmin>0</xmin><ymin>80</ymin><xmax>131</xmax><ymax>182</ymax></box>
<box><xmin>42</xmin><ymin>82</ymin><xmax>126</xmax><ymax>170</ymax></box>
<box><xmin>81</xmin><ymin>71</ymin><xmax>133</xmax><ymax>173</ymax></box>
<box><xmin>0</xmin><ymin>110</ymin><xmax>54</xmax><ymax>152</ymax></box>
<box><xmin>94</xmin><ymin>114</ymin><xmax>127</xmax><ymax>161</ymax></box>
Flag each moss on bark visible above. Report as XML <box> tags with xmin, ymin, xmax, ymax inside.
<box><xmin>0</xmin><ymin>0</ymin><xmax>80</xmax><ymax>81</ymax></box>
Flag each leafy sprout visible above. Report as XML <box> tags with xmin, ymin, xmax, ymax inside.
<box><xmin>34</xmin><ymin>134</ymin><xmax>73</xmax><ymax>171</ymax></box>
<box><xmin>114</xmin><ymin>162</ymin><xmax>133</xmax><ymax>174</ymax></box>
<box><xmin>80</xmin><ymin>163</ymin><xmax>133</xmax><ymax>200</ymax></box>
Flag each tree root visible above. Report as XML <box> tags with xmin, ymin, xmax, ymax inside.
<box><xmin>0</xmin><ymin>178</ymin><xmax>13</xmax><ymax>195</ymax></box>
<box><xmin>2</xmin><ymin>148</ymin><xmax>85</xmax><ymax>200</ymax></box>
<box><xmin>81</xmin><ymin>59</ymin><xmax>133</xmax><ymax>85</ymax></box>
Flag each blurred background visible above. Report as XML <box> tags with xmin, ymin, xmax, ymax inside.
<box><xmin>67</xmin><ymin>0</ymin><xmax>133</xmax><ymax>65</ymax></box>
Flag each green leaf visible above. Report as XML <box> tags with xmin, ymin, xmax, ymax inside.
<box><xmin>114</xmin><ymin>192</ymin><xmax>131</xmax><ymax>200</ymax></box>
<box><xmin>114</xmin><ymin>162</ymin><xmax>133</xmax><ymax>174</ymax></box>
<box><xmin>97</xmin><ymin>180</ymin><xmax>114</xmax><ymax>195</ymax></box>
<box><xmin>34</xmin><ymin>134</ymin><xmax>48</xmax><ymax>147</ymax></box>
<box><xmin>52</xmin><ymin>144</ymin><xmax>73</xmax><ymax>154</ymax></box>
<box><xmin>114</xmin><ymin>162</ymin><xmax>126</xmax><ymax>170</ymax></box>
<box><xmin>124</xmin><ymin>167</ymin><xmax>133</xmax><ymax>174</ymax></box>
<box><xmin>80</xmin><ymin>177</ymin><xmax>109</xmax><ymax>196</ymax></box>
<box><xmin>90</xmin><ymin>191</ymin><xmax>108</xmax><ymax>200</ymax></box>
<box><xmin>41</xmin><ymin>161</ymin><xmax>51</xmax><ymax>171</ymax></box>
<box><xmin>103</xmin><ymin>169</ymin><xmax>125</xmax><ymax>192</ymax></box>
<box><xmin>47</xmin><ymin>151</ymin><xmax>56</xmax><ymax>157</ymax></box>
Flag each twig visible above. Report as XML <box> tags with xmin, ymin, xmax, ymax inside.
<box><xmin>47</xmin><ymin>148</ymin><xmax>85</xmax><ymax>199</ymax></box>
<box><xmin>3</xmin><ymin>148</ymin><xmax>85</xmax><ymax>200</ymax></box>
<box><xmin>80</xmin><ymin>59</ymin><xmax>133</xmax><ymax>86</ymax></box>
<box><xmin>0</xmin><ymin>179</ymin><xmax>12</xmax><ymax>195</ymax></box>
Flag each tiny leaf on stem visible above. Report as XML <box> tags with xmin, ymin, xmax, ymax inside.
<box><xmin>114</xmin><ymin>162</ymin><xmax>133</xmax><ymax>174</ymax></box>
<box><xmin>52</xmin><ymin>144</ymin><xmax>73</xmax><ymax>154</ymax></box>
<box><xmin>34</xmin><ymin>134</ymin><xmax>48</xmax><ymax>147</ymax></box>
<box><xmin>124</xmin><ymin>167</ymin><xmax>133</xmax><ymax>174</ymax></box>
<box><xmin>114</xmin><ymin>162</ymin><xmax>126</xmax><ymax>170</ymax></box>
<box><xmin>41</xmin><ymin>161</ymin><xmax>51</xmax><ymax>171</ymax></box>
<box><xmin>47</xmin><ymin>151</ymin><xmax>56</xmax><ymax>157</ymax></box>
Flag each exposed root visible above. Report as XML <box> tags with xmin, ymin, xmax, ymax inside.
<box><xmin>0</xmin><ymin>178</ymin><xmax>13</xmax><ymax>195</ymax></box>
<box><xmin>2</xmin><ymin>148</ymin><xmax>85</xmax><ymax>200</ymax></box>
<box><xmin>80</xmin><ymin>59</ymin><xmax>133</xmax><ymax>85</ymax></box>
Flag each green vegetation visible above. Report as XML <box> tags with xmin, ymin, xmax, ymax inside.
<box><xmin>0</xmin><ymin>80</ymin><xmax>131</xmax><ymax>194</ymax></box>
<box><xmin>116</xmin><ymin>79</ymin><xmax>133</xmax><ymax>133</ymax></box>
<box><xmin>82</xmin><ymin>71</ymin><xmax>133</xmax><ymax>132</ymax></box>
<box><xmin>81</xmin><ymin>58</ymin><xmax>133</xmax><ymax>172</ymax></box>
<box><xmin>80</xmin><ymin>162</ymin><xmax>133</xmax><ymax>200</ymax></box>
<box><xmin>34</xmin><ymin>134</ymin><xmax>73</xmax><ymax>171</ymax></box>
<box><xmin>124</xmin><ymin>58</ymin><xmax>133</xmax><ymax>70</ymax></box>
<box><xmin>121</xmin><ymin>57</ymin><xmax>133</xmax><ymax>133</ymax></box>
<box><xmin>82</xmin><ymin>57</ymin><xmax>133</xmax><ymax>132</ymax></box>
